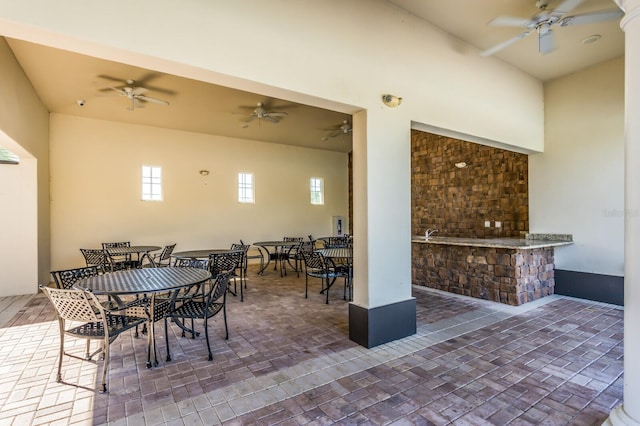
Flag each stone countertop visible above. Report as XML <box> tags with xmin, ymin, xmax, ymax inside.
<box><xmin>411</xmin><ymin>236</ymin><xmax>574</xmax><ymax>250</ymax></box>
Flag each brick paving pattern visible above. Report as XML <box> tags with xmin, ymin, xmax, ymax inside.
<box><xmin>0</xmin><ymin>266</ymin><xmax>623</xmax><ymax>425</ymax></box>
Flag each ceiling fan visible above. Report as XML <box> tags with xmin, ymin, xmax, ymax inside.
<box><xmin>239</xmin><ymin>102</ymin><xmax>288</xmax><ymax>127</ymax></box>
<box><xmin>480</xmin><ymin>0</ymin><xmax>623</xmax><ymax>57</ymax></box>
<box><xmin>322</xmin><ymin>120</ymin><xmax>353</xmax><ymax>141</ymax></box>
<box><xmin>99</xmin><ymin>78</ymin><xmax>171</xmax><ymax>110</ymax></box>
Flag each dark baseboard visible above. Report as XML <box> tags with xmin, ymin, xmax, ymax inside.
<box><xmin>555</xmin><ymin>269</ymin><xmax>623</xmax><ymax>306</ymax></box>
<box><xmin>349</xmin><ymin>299</ymin><xmax>417</xmax><ymax>348</ymax></box>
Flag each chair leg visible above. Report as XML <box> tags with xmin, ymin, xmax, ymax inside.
<box><xmin>325</xmin><ymin>277</ymin><xmax>330</xmax><ymax>304</ymax></box>
<box><xmin>164</xmin><ymin>317</ymin><xmax>171</xmax><ymax>362</ymax></box>
<box><xmin>305</xmin><ymin>275</ymin><xmax>309</xmax><ymax>298</ymax></box>
<box><xmin>100</xmin><ymin>336</ymin><xmax>109</xmax><ymax>393</ymax></box>
<box><xmin>57</xmin><ymin>332</ymin><xmax>64</xmax><ymax>383</ymax></box>
<box><xmin>204</xmin><ymin>317</ymin><xmax>213</xmax><ymax>361</ymax></box>
<box><xmin>223</xmin><ymin>298</ymin><xmax>229</xmax><ymax>340</ymax></box>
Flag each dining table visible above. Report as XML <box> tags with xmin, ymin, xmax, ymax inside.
<box><xmin>76</xmin><ymin>266</ymin><xmax>211</xmax><ymax>368</ymax></box>
<box><xmin>252</xmin><ymin>240</ymin><xmax>301</xmax><ymax>276</ymax></box>
<box><xmin>172</xmin><ymin>249</ymin><xmax>234</xmax><ymax>259</ymax></box>
<box><xmin>105</xmin><ymin>245</ymin><xmax>162</xmax><ymax>268</ymax></box>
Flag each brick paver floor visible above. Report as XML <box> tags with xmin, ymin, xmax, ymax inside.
<box><xmin>0</xmin><ymin>266</ymin><xmax>623</xmax><ymax>425</ymax></box>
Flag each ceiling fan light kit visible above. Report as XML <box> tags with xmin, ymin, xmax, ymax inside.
<box><xmin>322</xmin><ymin>120</ymin><xmax>353</xmax><ymax>141</ymax></box>
<box><xmin>239</xmin><ymin>101</ymin><xmax>288</xmax><ymax>126</ymax></box>
<box><xmin>481</xmin><ymin>0</ymin><xmax>623</xmax><ymax>57</ymax></box>
<box><xmin>99</xmin><ymin>77</ymin><xmax>171</xmax><ymax>111</ymax></box>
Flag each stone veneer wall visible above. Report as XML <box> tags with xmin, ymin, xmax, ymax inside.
<box><xmin>412</xmin><ymin>243</ymin><xmax>555</xmax><ymax>305</ymax></box>
<box><xmin>411</xmin><ymin>130</ymin><xmax>529</xmax><ymax>238</ymax></box>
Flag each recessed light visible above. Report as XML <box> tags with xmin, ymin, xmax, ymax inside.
<box><xmin>582</xmin><ymin>34</ymin><xmax>601</xmax><ymax>45</ymax></box>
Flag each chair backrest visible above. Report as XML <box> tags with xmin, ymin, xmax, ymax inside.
<box><xmin>298</xmin><ymin>240</ymin><xmax>315</xmax><ymax>255</ymax></box>
<box><xmin>302</xmin><ymin>250</ymin><xmax>325</xmax><ymax>271</ymax></box>
<box><xmin>206</xmin><ymin>272</ymin><xmax>231</xmax><ymax>305</ymax></box>
<box><xmin>230</xmin><ymin>242</ymin><xmax>250</xmax><ymax>268</ymax></box>
<box><xmin>158</xmin><ymin>243</ymin><xmax>177</xmax><ymax>261</ymax></box>
<box><xmin>174</xmin><ymin>258</ymin><xmax>210</xmax><ymax>270</ymax></box>
<box><xmin>323</xmin><ymin>236</ymin><xmax>349</xmax><ymax>248</ymax></box>
<box><xmin>283</xmin><ymin>237</ymin><xmax>303</xmax><ymax>242</ymax></box>
<box><xmin>40</xmin><ymin>286</ymin><xmax>102</xmax><ymax>322</ymax></box>
<box><xmin>80</xmin><ymin>248</ymin><xmax>110</xmax><ymax>268</ymax></box>
<box><xmin>51</xmin><ymin>266</ymin><xmax>102</xmax><ymax>290</ymax></box>
<box><xmin>102</xmin><ymin>241</ymin><xmax>131</xmax><ymax>249</ymax></box>
<box><xmin>209</xmin><ymin>250</ymin><xmax>243</xmax><ymax>276</ymax></box>
<box><xmin>230</xmin><ymin>242</ymin><xmax>250</xmax><ymax>254</ymax></box>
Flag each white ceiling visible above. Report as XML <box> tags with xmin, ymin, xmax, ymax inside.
<box><xmin>389</xmin><ymin>0</ymin><xmax>624</xmax><ymax>81</ymax></box>
<box><xmin>4</xmin><ymin>0</ymin><xmax>623</xmax><ymax>152</ymax></box>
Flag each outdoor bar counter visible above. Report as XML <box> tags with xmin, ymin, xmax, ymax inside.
<box><xmin>411</xmin><ymin>234</ymin><xmax>573</xmax><ymax>306</ymax></box>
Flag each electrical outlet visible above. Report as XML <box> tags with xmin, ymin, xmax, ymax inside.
<box><xmin>484</xmin><ymin>221</ymin><xmax>491</xmax><ymax>228</ymax></box>
<box><xmin>495</xmin><ymin>221</ymin><xmax>502</xmax><ymax>228</ymax></box>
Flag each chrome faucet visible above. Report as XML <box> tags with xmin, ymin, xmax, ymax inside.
<box><xmin>425</xmin><ymin>229</ymin><xmax>438</xmax><ymax>240</ymax></box>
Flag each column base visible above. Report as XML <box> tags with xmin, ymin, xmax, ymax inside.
<box><xmin>349</xmin><ymin>298</ymin><xmax>416</xmax><ymax>348</ymax></box>
<box><xmin>603</xmin><ymin>404</ymin><xmax>640</xmax><ymax>425</ymax></box>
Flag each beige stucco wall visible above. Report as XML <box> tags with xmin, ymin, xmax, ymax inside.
<box><xmin>0</xmin><ymin>38</ymin><xmax>49</xmax><ymax>295</ymax></box>
<box><xmin>1</xmin><ymin>0</ymin><xmax>545</xmax><ymax>306</ymax></box>
<box><xmin>530</xmin><ymin>57</ymin><xmax>625</xmax><ymax>276</ymax></box>
<box><xmin>50</xmin><ymin>114</ymin><xmax>349</xmax><ymax>270</ymax></box>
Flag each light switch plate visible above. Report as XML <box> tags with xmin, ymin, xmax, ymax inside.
<box><xmin>484</xmin><ymin>221</ymin><xmax>491</xmax><ymax>228</ymax></box>
<box><xmin>495</xmin><ymin>221</ymin><xmax>502</xmax><ymax>228</ymax></box>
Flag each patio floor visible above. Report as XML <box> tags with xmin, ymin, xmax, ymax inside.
<box><xmin>0</xmin><ymin>266</ymin><xmax>623</xmax><ymax>425</ymax></box>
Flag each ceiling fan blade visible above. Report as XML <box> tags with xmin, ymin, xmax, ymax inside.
<box><xmin>97</xmin><ymin>74</ymin><xmax>126</xmax><ymax>84</ymax></box>
<box><xmin>107</xmin><ymin>87</ymin><xmax>127</xmax><ymax>96</ymax></box>
<box><xmin>559</xmin><ymin>9</ymin><xmax>623</xmax><ymax>26</ymax></box>
<box><xmin>480</xmin><ymin>31</ymin><xmax>533</xmax><ymax>56</ymax></box>
<box><xmin>137</xmin><ymin>95</ymin><xmax>169</xmax><ymax>106</ymax></box>
<box><xmin>488</xmin><ymin>16</ymin><xmax>534</xmax><ymax>28</ymax></box>
<box><xmin>267</xmin><ymin>112</ymin><xmax>288</xmax><ymax>118</ymax></box>
<box><xmin>244</xmin><ymin>115</ymin><xmax>257</xmax><ymax>123</ymax></box>
<box><xmin>263</xmin><ymin>115</ymin><xmax>280</xmax><ymax>123</ymax></box>
<box><xmin>553</xmin><ymin>0</ymin><xmax>584</xmax><ymax>15</ymax></box>
<box><xmin>538</xmin><ymin>29</ymin><xmax>556</xmax><ymax>55</ymax></box>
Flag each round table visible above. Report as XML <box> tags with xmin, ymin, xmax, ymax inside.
<box><xmin>77</xmin><ymin>267</ymin><xmax>211</xmax><ymax>367</ymax></box>
<box><xmin>252</xmin><ymin>241</ymin><xmax>301</xmax><ymax>276</ymax></box>
<box><xmin>105</xmin><ymin>245</ymin><xmax>162</xmax><ymax>268</ymax></box>
<box><xmin>172</xmin><ymin>249</ymin><xmax>234</xmax><ymax>259</ymax></box>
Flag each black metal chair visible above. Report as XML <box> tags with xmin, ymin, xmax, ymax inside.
<box><xmin>80</xmin><ymin>248</ymin><xmax>119</xmax><ymax>272</ymax></box>
<box><xmin>301</xmin><ymin>250</ymin><xmax>348</xmax><ymax>304</ymax></box>
<box><xmin>294</xmin><ymin>240</ymin><xmax>315</xmax><ymax>277</ymax></box>
<box><xmin>51</xmin><ymin>266</ymin><xmax>104</xmax><ymax>290</ymax></box>
<box><xmin>164</xmin><ymin>272</ymin><xmax>230</xmax><ymax>361</ymax></box>
<box><xmin>281</xmin><ymin>237</ymin><xmax>303</xmax><ymax>276</ymax></box>
<box><xmin>145</xmin><ymin>243</ymin><xmax>176</xmax><ymax>267</ymax></box>
<box><xmin>102</xmin><ymin>241</ymin><xmax>138</xmax><ymax>269</ymax></box>
<box><xmin>210</xmin><ymin>250</ymin><xmax>245</xmax><ymax>301</ymax></box>
<box><xmin>231</xmin><ymin>242</ymin><xmax>251</xmax><ymax>291</ymax></box>
<box><xmin>322</xmin><ymin>236</ymin><xmax>350</xmax><ymax>248</ymax></box>
<box><xmin>165</xmin><ymin>258</ymin><xmax>212</xmax><ymax>341</ymax></box>
<box><xmin>39</xmin><ymin>285</ymin><xmax>145</xmax><ymax>393</ymax></box>
<box><xmin>240</xmin><ymin>239</ymin><xmax>264</xmax><ymax>275</ymax></box>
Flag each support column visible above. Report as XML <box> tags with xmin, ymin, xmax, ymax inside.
<box><xmin>348</xmin><ymin>108</ymin><xmax>416</xmax><ymax>348</ymax></box>
<box><xmin>606</xmin><ymin>1</ymin><xmax>640</xmax><ymax>424</ymax></box>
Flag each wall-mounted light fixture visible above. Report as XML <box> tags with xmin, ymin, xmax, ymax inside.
<box><xmin>382</xmin><ymin>94</ymin><xmax>403</xmax><ymax>108</ymax></box>
<box><xmin>454</xmin><ymin>162</ymin><xmax>467</xmax><ymax>169</ymax></box>
<box><xmin>199</xmin><ymin>170</ymin><xmax>210</xmax><ymax>176</ymax></box>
